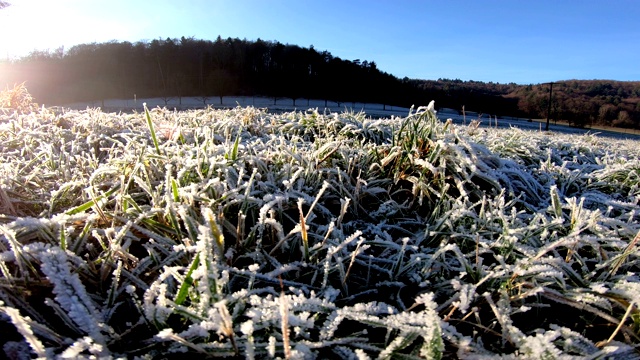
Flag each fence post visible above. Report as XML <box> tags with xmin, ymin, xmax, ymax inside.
<box><xmin>545</xmin><ymin>82</ymin><xmax>555</xmax><ymax>131</ymax></box>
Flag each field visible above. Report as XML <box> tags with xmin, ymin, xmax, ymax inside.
<box><xmin>62</xmin><ymin>95</ymin><xmax>640</xmax><ymax>141</ymax></box>
<box><xmin>1</xmin><ymin>100</ymin><xmax>639</xmax><ymax>359</ymax></box>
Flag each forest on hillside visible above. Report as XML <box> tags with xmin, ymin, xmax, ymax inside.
<box><xmin>1</xmin><ymin>36</ymin><xmax>639</xmax><ymax>129</ymax></box>
<box><xmin>411</xmin><ymin>79</ymin><xmax>640</xmax><ymax>128</ymax></box>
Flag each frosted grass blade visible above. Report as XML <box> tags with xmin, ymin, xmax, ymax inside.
<box><xmin>64</xmin><ymin>184</ymin><xmax>121</xmax><ymax>215</ymax></box>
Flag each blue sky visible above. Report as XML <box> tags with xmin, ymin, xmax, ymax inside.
<box><xmin>1</xmin><ymin>0</ymin><xmax>639</xmax><ymax>84</ymax></box>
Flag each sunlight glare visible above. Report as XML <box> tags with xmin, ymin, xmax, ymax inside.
<box><xmin>0</xmin><ymin>0</ymin><xmax>136</xmax><ymax>59</ymax></box>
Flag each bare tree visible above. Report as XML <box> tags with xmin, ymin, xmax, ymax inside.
<box><xmin>206</xmin><ymin>69</ymin><xmax>237</xmax><ymax>105</ymax></box>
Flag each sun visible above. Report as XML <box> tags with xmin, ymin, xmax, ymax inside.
<box><xmin>0</xmin><ymin>0</ymin><xmax>132</xmax><ymax>60</ymax></box>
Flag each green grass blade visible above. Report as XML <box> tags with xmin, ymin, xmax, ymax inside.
<box><xmin>144</xmin><ymin>103</ymin><xmax>162</xmax><ymax>155</ymax></box>
<box><xmin>171</xmin><ymin>178</ymin><xmax>179</xmax><ymax>202</ymax></box>
<box><xmin>59</xmin><ymin>224</ymin><xmax>66</xmax><ymax>250</ymax></box>
<box><xmin>174</xmin><ymin>253</ymin><xmax>200</xmax><ymax>306</ymax></box>
<box><xmin>64</xmin><ymin>184</ymin><xmax>121</xmax><ymax>215</ymax></box>
<box><xmin>226</xmin><ymin>130</ymin><xmax>241</xmax><ymax>161</ymax></box>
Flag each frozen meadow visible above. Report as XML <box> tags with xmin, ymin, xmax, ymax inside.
<box><xmin>0</xmin><ymin>102</ymin><xmax>639</xmax><ymax>358</ymax></box>
<box><xmin>62</xmin><ymin>95</ymin><xmax>640</xmax><ymax>141</ymax></box>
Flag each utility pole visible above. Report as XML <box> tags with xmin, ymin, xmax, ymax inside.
<box><xmin>544</xmin><ymin>82</ymin><xmax>555</xmax><ymax>131</ymax></box>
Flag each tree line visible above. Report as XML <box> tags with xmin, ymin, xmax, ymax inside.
<box><xmin>1</xmin><ymin>37</ymin><xmax>418</xmax><ymax>109</ymax></box>
<box><xmin>1</xmin><ymin>36</ymin><xmax>638</xmax><ymax>129</ymax></box>
<box><xmin>511</xmin><ymin>80</ymin><xmax>640</xmax><ymax>128</ymax></box>
<box><xmin>410</xmin><ymin>78</ymin><xmax>640</xmax><ymax>129</ymax></box>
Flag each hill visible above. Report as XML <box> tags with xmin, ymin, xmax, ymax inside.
<box><xmin>1</xmin><ymin>37</ymin><xmax>639</xmax><ymax>130</ymax></box>
<box><xmin>509</xmin><ymin>79</ymin><xmax>640</xmax><ymax>128</ymax></box>
<box><xmin>412</xmin><ymin>78</ymin><xmax>640</xmax><ymax>129</ymax></box>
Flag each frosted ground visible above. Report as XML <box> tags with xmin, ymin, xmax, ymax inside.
<box><xmin>62</xmin><ymin>96</ymin><xmax>640</xmax><ymax>140</ymax></box>
<box><xmin>62</xmin><ymin>96</ymin><xmax>410</xmax><ymax>117</ymax></box>
<box><xmin>0</xmin><ymin>102</ymin><xmax>639</xmax><ymax>358</ymax></box>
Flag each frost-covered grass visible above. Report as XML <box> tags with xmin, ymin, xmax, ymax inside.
<box><xmin>0</xmin><ymin>102</ymin><xmax>639</xmax><ymax>359</ymax></box>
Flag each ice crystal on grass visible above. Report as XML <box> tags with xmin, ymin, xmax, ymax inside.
<box><xmin>34</xmin><ymin>246</ymin><xmax>109</xmax><ymax>347</ymax></box>
<box><xmin>0</xmin><ymin>302</ymin><xmax>48</xmax><ymax>358</ymax></box>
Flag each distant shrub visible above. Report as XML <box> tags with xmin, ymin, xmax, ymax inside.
<box><xmin>612</xmin><ymin>110</ymin><xmax>635</xmax><ymax>128</ymax></box>
<box><xmin>0</xmin><ymin>82</ymin><xmax>38</xmax><ymax>113</ymax></box>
